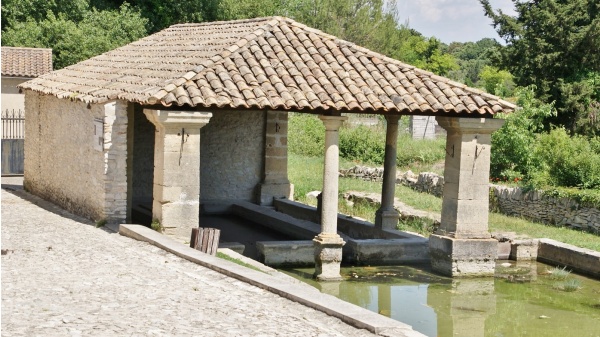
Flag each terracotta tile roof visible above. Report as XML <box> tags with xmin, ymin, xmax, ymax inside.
<box><xmin>19</xmin><ymin>17</ymin><xmax>515</xmax><ymax>115</ymax></box>
<box><xmin>2</xmin><ymin>47</ymin><xmax>53</xmax><ymax>78</ymax></box>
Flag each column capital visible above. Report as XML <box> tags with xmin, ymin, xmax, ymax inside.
<box><xmin>436</xmin><ymin>117</ymin><xmax>504</xmax><ymax>134</ymax></box>
<box><xmin>319</xmin><ymin>115</ymin><xmax>347</xmax><ymax>130</ymax></box>
<box><xmin>144</xmin><ymin>109</ymin><xmax>212</xmax><ymax>128</ymax></box>
<box><xmin>384</xmin><ymin>114</ymin><xmax>401</xmax><ymax>124</ymax></box>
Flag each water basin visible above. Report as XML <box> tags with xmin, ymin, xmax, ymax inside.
<box><xmin>282</xmin><ymin>261</ymin><xmax>600</xmax><ymax>337</ymax></box>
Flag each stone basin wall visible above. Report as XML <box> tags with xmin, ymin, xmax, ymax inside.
<box><xmin>340</xmin><ymin>165</ymin><xmax>600</xmax><ymax>233</ymax></box>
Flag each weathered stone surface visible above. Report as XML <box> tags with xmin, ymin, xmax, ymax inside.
<box><xmin>24</xmin><ymin>92</ymin><xmax>127</xmax><ymax>224</ymax></box>
<box><xmin>313</xmin><ymin>234</ymin><xmax>345</xmax><ymax>281</ymax></box>
<box><xmin>537</xmin><ymin>239</ymin><xmax>600</xmax><ymax>279</ymax></box>
<box><xmin>510</xmin><ymin>239</ymin><xmax>538</xmax><ymax>261</ymax></box>
<box><xmin>429</xmin><ymin>234</ymin><xmax>497</xmax><ymax>277</ymax></box>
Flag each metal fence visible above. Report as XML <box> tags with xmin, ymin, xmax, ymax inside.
<box><xmin>1</xmin><ymin>109</ymin><xmax>25</xmax><ymax>139</ymax></box>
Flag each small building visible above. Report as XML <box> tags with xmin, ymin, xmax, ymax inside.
<box><xmin>2</xmin><ymin>47</ymin><xmax>53</xmax><ymax>175</ymax></box>
<box><xmin>20</xmin><ymin>17</ymin><xmax>515</xmax><ymax>279</ymax></box>
<box><xmin>2</xmin><ymin>47</ymin><xmax>53</xmax><ymax>111</ymax></box>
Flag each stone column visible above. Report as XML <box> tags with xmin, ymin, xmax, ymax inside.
<box><xmin>258</xmin><ymin>110</ymin><xmax>292</xmax><ymax>205</ymax></box>
<box><xmin>314</xmin><ymin>115</ymin><xmax>347</xmax><ymax>281</ymax></box>
<box><xmin>375</xmin><ymin>115</ymin><xmax>401</xmax><ymax>229</ymax></box>
<box><xmin>429</xmin><ymin>117</ymin><xmax>504</xmax><ymax>277</ymax></box>
<box><xmin>144</xmin><ymin>109</ymin><xmax>212</xmax><ymax>241</ymax></box>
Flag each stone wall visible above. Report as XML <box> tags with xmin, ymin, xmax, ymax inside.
<box><xmin>200</xmin><ymin>110</ymin><xmax>265</xmax><ymax>202</ymax></box>
<box><xmin>341</xmin><ymin>165</ymin><xmax>600</xmax><ymax>233</ymax></box>
<box><xmin>24</xmin><ymin>92</ymin><xmax>128</xmax><ymax>223</ymax></box>
<box><xmin>490</xmin><ymin>185</ymin><xmax>600</xmax><ymax>233</ymax></box>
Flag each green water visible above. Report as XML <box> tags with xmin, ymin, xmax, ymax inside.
<box><xmin>282</xmin><ymin>262</ymin><xmax>600</xmax><ymax>337</ymax></box>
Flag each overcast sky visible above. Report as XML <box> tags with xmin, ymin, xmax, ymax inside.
<box><xmin>395</xmin><ymin>0</ymin><xmax>517</xmax><ymax>43</ymax></box>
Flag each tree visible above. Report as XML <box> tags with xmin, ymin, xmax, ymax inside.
<box><xmin>480</xmin><ymin>0</ymin><xmax>600</xmax><ymax>135</ymax></box>
<box><xmin>479</xmin><ymin>65</ymin><xmax>515</xmax><ymax>97</ymax></box>
<box><xmin>2</xmin><ymin>3</ymin><xmax>148</xmax><ymax>69</ymax></box>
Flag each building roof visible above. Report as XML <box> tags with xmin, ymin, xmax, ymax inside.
<box><xmin>2</xmin><ymin>47</ymin><xmax>53</xmax><ymax>78</ymax></box>
<box><xmin>19</xmin><ymin>17</ymin><xmax>515</xmax><ymax>116</ymax></box>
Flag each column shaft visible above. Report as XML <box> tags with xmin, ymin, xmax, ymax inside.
<box><xmin>258</xmin><ymin>111</ymin><xmax>291</xmax><ymax>205</ymax></box>
<box><xmin>375</xmin><ymin>115</ymin><xmax>401</xmax><ymax>229</ymax></box>
<box><xmin>314</xmin><ymin>115</ymin><xmax>347</xmax><ymax>281</ymax></box>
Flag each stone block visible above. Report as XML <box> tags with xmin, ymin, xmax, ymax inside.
<box><xmin>510</xmin><ymin>239</ymin><xmax>538</xmax><ymax>261</ymax></box>
<box><xmin>256</xmin><ymin>240</ymin><xmax>314</xmax><ymax>267</ymax></box>
<box><xmin>429</xmin><ymin>234</ymin><xmax>497</xmax><ymax>277</ymax></box>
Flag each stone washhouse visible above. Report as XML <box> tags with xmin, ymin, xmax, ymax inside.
<box><xmin>20</xmin><ymin>17</ymin><xmax>515</xmax><ymax>279</ymax></box>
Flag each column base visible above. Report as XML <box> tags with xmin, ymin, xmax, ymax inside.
<box><xmin>313</xmin><ymin>233</ymin><xmax>345</xmax><ymax>281</ymax></box>
<box><xmin>429</xmin><ymin>234</ymin><xmax>497</xmax><ymax>277</ymax></box>
<box><xmin>257</xmin><ymin>182</ymin><xmax>292</xmax><ymax>206</ymax></box>
<box><xmin>374</xmin><ymin>209</ymin><xmax>399</xmax><ymax>230</ymax></box>
<box><xmin>156</xmin><ymin>202</ymin><xmax>199</xmax><ymax>242</ymax></box>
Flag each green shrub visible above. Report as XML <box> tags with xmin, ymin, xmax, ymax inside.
<box><xmin>531</xmin><ymin>128</ymin><xmax>600</xmax><ymax>189</ymax></box>
<box><xmin>491</xmin><ymin>86</ymin><xmax>555</xmax><ymax>181</ymax></box>
<box><xmin>288</xmin><ymin>113</ymin><xmax>325</xmax><ymax>157</ymax></box>
<box><xmin>396</xmin><ymin>134</ymin><xmax>446</xmax><ymax>167</ymax></box>
<box><xmin>339</xmin><ymin>124</ymin><xmax>386</xmax><ymax>165</ymax></box>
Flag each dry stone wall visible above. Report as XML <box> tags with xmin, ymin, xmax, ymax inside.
<box><xmin>341</xmin><ymin>165</ymin><xmax>600</xmax><ymax>233</ymax></box>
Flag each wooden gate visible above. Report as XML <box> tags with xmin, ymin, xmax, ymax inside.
<box><xmin>2</xmin><ymin>109</ymin><xmax>25</xmax><ymax>175</ymax></box>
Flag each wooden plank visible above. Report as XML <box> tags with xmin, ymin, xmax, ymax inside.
<box><xmin>189</xmin><ymin>228</ymin><xmax>199</xmax><ymax>249</ymax></box>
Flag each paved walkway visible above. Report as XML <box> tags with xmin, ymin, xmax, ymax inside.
<box><xmin>1</xmin><ymin>184</ymin><xmax>381</xmax><ymax>337</ymax></box>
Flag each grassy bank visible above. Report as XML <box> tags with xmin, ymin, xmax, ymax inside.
<box><xmin>289</xmin><ymin>153</ymin><xmax>600</xmax><ymax>252</ymax></box>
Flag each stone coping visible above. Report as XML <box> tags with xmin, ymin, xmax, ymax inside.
<box><xmin>119</xmin><ymin>224</ymin><xmax>425</xmax><ymax>337</ymax></box>
<box><xmin>537</xmin><ymin>239</ymin><xmax>600</xmax><ymax>279</ymax></box>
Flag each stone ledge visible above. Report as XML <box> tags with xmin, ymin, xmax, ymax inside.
<box><xmin>537</xmin><ymin>238</ymin><xmax>600</xmax><ymax>279</ymax></box>
<box><xmin>119</xmin><ymin>224</ymin><xmax>425</xmax><ymax>336</ymax></box>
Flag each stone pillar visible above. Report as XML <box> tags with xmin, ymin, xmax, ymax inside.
<box><xmin>314</xmin><ymin>115</ymin><xmax>347</xmax><ymax>281</ymax></box>
<box><xmin>429</xmin><ymin>117</ymin><xmax>504</xmax><ymax>277</ymax></box>
<box><xmin>258</xmin><ymin>111</ymin><xmax>292</xmax><ymax>205</ymax></box>
<box><xmin>375</xmin><ymin>115</ymin><xmax>401</xmax><ymax>229</ymax></box>
<box><xmin>144</xmin><ymin>109</ymin><xmax>212</xmax><ymax>241</ymax></box>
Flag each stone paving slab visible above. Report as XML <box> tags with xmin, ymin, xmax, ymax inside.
<box><xmin>1</xmin><ymin>186</ymin><xmax>424</xmax><ymax>337</ymax></box>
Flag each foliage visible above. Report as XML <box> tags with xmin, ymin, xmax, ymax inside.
<box><xmin>2</xmin><ymin>3</ymin><xmax>148</xmax><ymax>69</ymax></box>
<box><xmin>480</xmin><ymin>0</ymin><xmax>600</xmax><ymax>135</ymax></box>
<box><xmin>339</xmin><ymin>125</ymin><xmax>386</xmax><ymax>165</ymax></box>
<box><xmin>447</xmin><ymin>38</ymin><xmax>501</xmax><ymax>86</ymax></box>
<box><xmin>530</xmin><ymin>128</ymin><xmax>600</xmax><ymax>189</ymax></box>
<box><xmin>491</xmin><ymin>86</ymin><xmax>556</xmax><ymax>181</ymax></box>
<box><xmin>150</xmin><ymin>218</ymin><xmax>163</xmax><ymax>233</ymax></box>
<box><xmin>288</xmin><ymin>113</ymin><xmax>325</xmax><ymax>157</ymax></box>
<box><xmin>288</xmin><ymin>114</ymin><xmax>445</xmax><ymax>166</ymax></box>
<box><xmin>479</xmin><ymin>65</ymin><xmax>515</xmax><ymax>97</ymax></box>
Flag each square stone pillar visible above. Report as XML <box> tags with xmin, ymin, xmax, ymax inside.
<box><xmin>375</xmin><ymin>115</ymin><xmax>401</xmax><ymax>229</ymax></box>
<box><xmin>314</xmin><ymin>115</ymin><xmax>347</xmax><ymax>281</ymax></box>
<box><xmin>430</xmin><ymin>117</ymin><xmax>504</xmax><ymax>277</ymax></box>
<box><xmin>258</xmin><ymin>110</ymin><xmax>292</xmax><ymax>205</ymax></box>
<box><xmin>144</xmin><ymin>109</ymin><xmax>212</xmax><ymax>241</ymax></box>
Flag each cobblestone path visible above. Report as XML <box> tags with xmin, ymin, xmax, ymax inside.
<box><xmin>1</xmin><ymin>189</ymin><xmax>378</xmax><ymax>337</ymax></box>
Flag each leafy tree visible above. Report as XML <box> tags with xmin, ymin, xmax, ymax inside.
<box><xmin>491</xmin><ymin>86</ymin><xmax>555</xmax><ymax>181</ymax></box>
<box><xmin>2</xmin><ymin>3</ymin><xmax>148</xmax><ymax>69</ymax></box>
<box><xmin>447</xmin><ymin>38</ymin><xmax>501</xmax><ymax>86</ymax></box>
<box><xmin>479</xmin><ymin>65</ymin><xmax>515</xmax><ymax>97</ymax></box>
<box><xmin>480</xmin><ymin>0</ymin><xmax>600</xmax><ymax>135</ymax></box>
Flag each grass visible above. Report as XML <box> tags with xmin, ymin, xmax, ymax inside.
<box><xmin>548</xmin><ymin>266</ymin><xmax>571</xmax><ymax>280</ymax></box>
<box><xmin>216</xmin><ymin>252</ymin><xmax>264</xmax><ymax>273</ymax></box>
<box><xmin>289</xmin><ymin>153</ymin><xmax>600</xmax><ymax>251</ymax></box>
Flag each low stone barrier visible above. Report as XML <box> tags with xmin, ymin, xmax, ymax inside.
<box><xmin>340</xmin><ymin>165</ymin><xmax>600</xmax><ymax>233</ymax></box>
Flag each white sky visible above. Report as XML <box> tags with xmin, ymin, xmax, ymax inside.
<box><xmin>395</xmin><ymin>0</ymin><xmax>517</xmax><ymax>43</ymax></box>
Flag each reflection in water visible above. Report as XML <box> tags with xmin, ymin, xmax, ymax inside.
<box><xmin>282</xmin><ymin>262</ymin><xmax>600</xmax><ymax>337</ymax></box>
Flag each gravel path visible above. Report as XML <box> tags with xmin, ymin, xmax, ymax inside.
<box><xmin>1</xmin><ymin>187</ymin><xmax>379</xmax><ymax>337</ymax></box>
